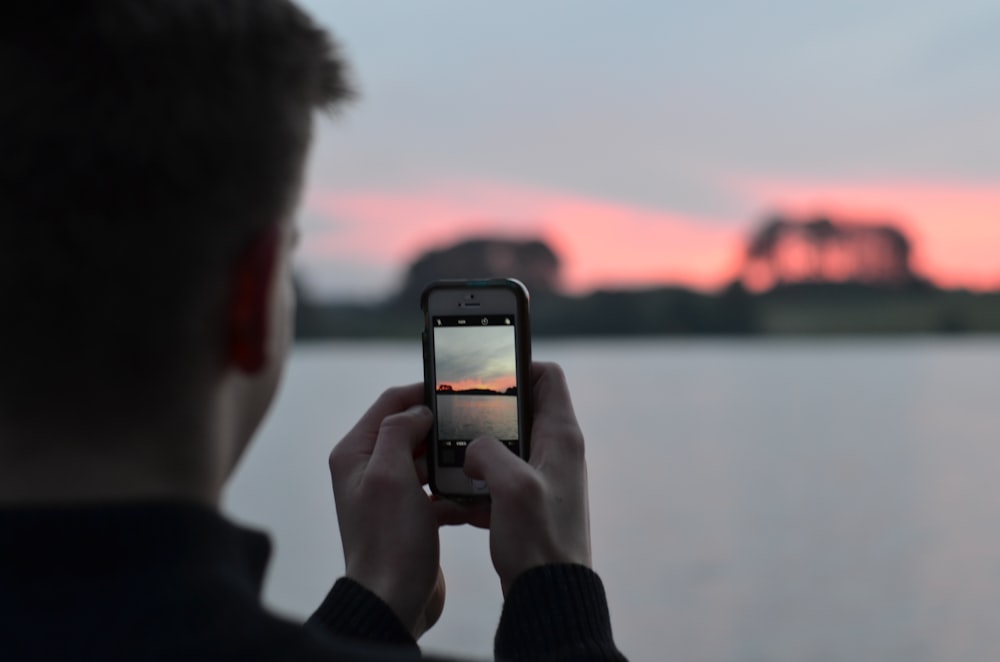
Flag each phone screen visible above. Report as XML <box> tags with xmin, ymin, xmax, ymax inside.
<box><xmin>431</xmin><ymin>314</ymin><xmax>521</xmax><ymax>467</ymax></box>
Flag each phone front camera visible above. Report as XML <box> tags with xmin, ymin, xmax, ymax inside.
<box><xmin>481</xmin><ymin>317</ymin><xmax>489</xmax><ymax>325</ymax></box>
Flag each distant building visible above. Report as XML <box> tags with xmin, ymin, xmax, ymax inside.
<box><xmin>742</xmin><ymin>216</ymin><xmax>915</xmax><ymax>290</ymax></box>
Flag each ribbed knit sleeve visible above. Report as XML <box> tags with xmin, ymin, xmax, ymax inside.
<box><xmin>306</xmin><ymin>577</ymin><xmax>418</xmax><ymax>651</ymax></box>
<box><xmin>494</xmin><ymin>564</ymin><xmax>627</xmax><ymax>661</ymax></box>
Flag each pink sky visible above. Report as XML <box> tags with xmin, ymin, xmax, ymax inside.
<box><xmin>304</xmin><ymin>179</ymin><xmax>742</xmax><ymax>294</ymax></box>
<box><xmin>439</xmin><ymin>377</ymin><xmax>516</xmax><ymax>393</ymax></box>
<box><xmin>740</xmin><ymin>178</ymin><xmax>1000</xmax><ymax>290</ymax></box>
<box><xmin>302</xmin><ymin>177</ymin><xmax>1000</xmax><ymax>295</ymax></box>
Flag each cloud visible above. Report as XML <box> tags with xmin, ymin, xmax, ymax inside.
<box><xmin>434</xmin><ymin>326</ymin><xmax>515</xmax><ymax>389</ymax></box>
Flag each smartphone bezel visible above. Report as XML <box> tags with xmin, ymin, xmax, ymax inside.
<box><xmin>421</xmin><ymin>278</ymin><xmax>532</xmax><ymax>499</ymax></box>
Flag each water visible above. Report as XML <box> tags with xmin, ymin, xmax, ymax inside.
<box><xmin>224</xmin><ymin>338</ymin><xmax>1000</xmax><ymax>661</ymax></box>
<box><xmin>436</xmin><ymin>393</ymin><xmax>518</xmax><ymax>440</ymax></box>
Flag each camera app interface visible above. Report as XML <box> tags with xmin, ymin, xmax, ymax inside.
<box><xmin>433</xmin><ymin>315</ymin><xmax>520</xmax><ymax>467</ymax></box>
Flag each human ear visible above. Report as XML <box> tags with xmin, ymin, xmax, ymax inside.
<box><xmin>225</xmin><ymin>225</ymin><xmax>280</xmax><ymax>374</ymax></box>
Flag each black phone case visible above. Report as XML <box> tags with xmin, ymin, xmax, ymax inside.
<box><xmin>420</xmin><ymin>278</ymin><xmax>533</xmax><ymax>499</ymax></box>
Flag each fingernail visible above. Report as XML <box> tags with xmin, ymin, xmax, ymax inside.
<box><xmin>407</xmin><ymin>404</ymin><xmax>431</xmax><ymax>417</ymax></box>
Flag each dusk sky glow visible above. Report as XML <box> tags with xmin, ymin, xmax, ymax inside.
<box><xmin>295</xmin><ymin>1</ymin><xmax>1000</xmax><ymax>299</ymax></box>
<box><xmin>434</xmin><ymin>326</ymin><xmax>517</xmax><ymax>393</ymax></box>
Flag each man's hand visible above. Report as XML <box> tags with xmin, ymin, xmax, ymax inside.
<box><xmin>327</xmin><ymin>383</ymin><xmax>445</xmax><ymax>639</ymax></box>
<box><xmin>439</xmin><ymin>362</ymin><xmax>592</xmax><ymax>596</ymax></box>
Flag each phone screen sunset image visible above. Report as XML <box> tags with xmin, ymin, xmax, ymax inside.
<box><xmin>433</xmin><ymin>321</ymin><xmax>518</xmax><ymax>450</ymax></box>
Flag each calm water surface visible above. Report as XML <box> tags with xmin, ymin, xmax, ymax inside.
<box><xmin>224</xmin><ymin>338</ymin><xmax>1000</xmax><ymax>661</ymax></box>
<box><xmin>437</xmin><ymin>393</ymin><xmax>518</xmax><ymax>440</ymax></box>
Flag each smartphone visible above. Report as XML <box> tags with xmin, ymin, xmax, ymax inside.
<box><xmin>421</xmin><ymin>279</ymin><xmax>532</xmax><ymax>499</ymax></box>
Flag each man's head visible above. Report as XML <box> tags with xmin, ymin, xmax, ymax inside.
<box><xmin>0</xmin><ymin>0</ymin><xmax>352</xmax><ymax>438</ymax></box>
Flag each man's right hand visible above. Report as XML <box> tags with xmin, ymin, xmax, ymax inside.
<box><xmin>328</xmin><ymin>384</ymin><xmax>445</xmax><ymax>639</ymax></box>
<box><xmin>438</xmin><ymin>362</ymin><xmax>592</xmax><ymax>596</ymax></box>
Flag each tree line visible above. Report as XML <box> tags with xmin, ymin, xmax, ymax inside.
<box><xmin>295</xmin><ymin>217</ymin><xmax>1000</xmax><ymax>337</ymax></box>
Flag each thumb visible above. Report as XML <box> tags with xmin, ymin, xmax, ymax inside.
<box><xmin>464</xmin><ymin>435</ymin><xmax>527</xmax><ymax>488</ymax></box>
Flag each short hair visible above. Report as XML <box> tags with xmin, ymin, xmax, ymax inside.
<box><xmin>0</xmin><ymin>0</ymin><xmax>352</xmax><ymax>428</ymax></box>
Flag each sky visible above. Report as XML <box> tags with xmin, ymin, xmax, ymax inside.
<box><xmin>434</xmin><ymin>326</ymin><xmax>516</xmax><ymax>393</ymax></box>
<box><xmin>294</xmin><ymin>0</ymin><xmax>1000</xmax><ymax>300</ymax></box>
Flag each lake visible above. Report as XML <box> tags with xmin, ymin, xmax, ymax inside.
<box><xmin>436</xmin><ymin>393</ymin><xmax>518</xmax><ymax>440</ymax></box>
<box><xmin>223</xmin><ymin>338</ymin><xmax>1000</xmax><ymax>661</ymax></box>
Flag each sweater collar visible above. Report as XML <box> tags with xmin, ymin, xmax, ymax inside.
<box><xmin>0</xmin><ymin>501</ymin><xmax>272</xmax><ymax>593</ymax></box>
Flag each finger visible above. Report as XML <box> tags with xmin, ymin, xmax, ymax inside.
<box><xmin>432</xmin><ymin>497</ymin><xmax>491</xmax><ymax>528</ymax></box>
<box><xmin>337</xmin><ymin>383</ymin><xmax>425</xmax><ymax>456</ymax></box>
<box><xmin>367</xmin><ymin>404</ymin><xmax>434</xmax><ymax>479</ymax></box>
<box><xmin>528</xmin><ymin>362</ymin><xmax>585</xmax><ymax>466</ymax></box>
<box><xmin>464</xmin><ymin>435</ymin><xmax>533</xmax><ymax>498</ymax></box>
<box><xmin>415</xmin><ymin>453</ymin><xmax>429</xmax><ymax>485</ymax></box>
<box><xmin>531</xmin><ymin>362</ymin><xmax>581</xmax><ymax>432</ymax></box>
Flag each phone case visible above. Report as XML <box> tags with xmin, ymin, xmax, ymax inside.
<box><xmin>421</xmin><ymin>279</ymin><xmax>533</xmax><ymax>498</ymax></box>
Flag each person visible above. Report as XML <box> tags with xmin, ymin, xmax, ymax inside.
<box><xmin>0</xmin><ymin>1</ymin><xmax>625</xmax><ymax>660</ymax></box>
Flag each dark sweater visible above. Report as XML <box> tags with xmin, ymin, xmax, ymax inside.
<box><xmin>0</xmin><ymin>502</ymin><xmax>624</xmax><ymax>660</ymax></box>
